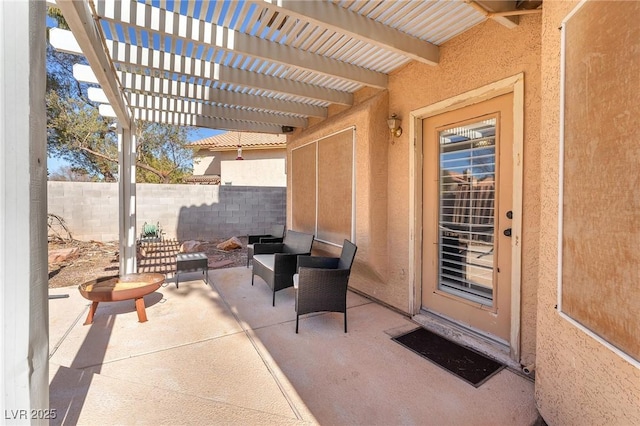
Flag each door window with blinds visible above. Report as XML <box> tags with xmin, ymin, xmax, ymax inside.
<box><xmin>438</xmin><ymin>119</ymin><xmax>496</xmax><ymax>305</ymax></box>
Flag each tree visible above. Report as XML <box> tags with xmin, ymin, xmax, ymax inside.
<box><xmin>47</xmin><ymin>91</ymin><xmax>194</xmax><ymax>183</ymax></box>
<box><xmin>46</xmin><ymin>6</ymin><xmax>194</xmax><ymax>183</ymax></box>
<box><xmin>134</xmin><ymin>121</ymin><xmax>194</xmax><ymax>183</ymax></box>
<box><xmin>47</xmin><ymin>90</ymin><xmax>120</xmax><ymax>181</ymax></box>
<box><xmin>48</xmin><ymin>165</ymin><xmax>94</xmax><ymax>182</ymax></box>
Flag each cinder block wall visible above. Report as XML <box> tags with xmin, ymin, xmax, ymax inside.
<box><xmin>47</xmin><ymin>182</ymin><xmax>286</xmax><ymax>242</ymax></box>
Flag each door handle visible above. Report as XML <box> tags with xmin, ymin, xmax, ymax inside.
<box><xmin>503</xmin><ymin>228</ymin><xmax>512</xmax><ymax>237</ymax></box>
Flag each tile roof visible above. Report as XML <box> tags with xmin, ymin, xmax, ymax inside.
<box><xmin>183</xmin><ymin>175</ymin><xmax>221</xmax><ymax>185</ymax></box>
<box><xmin>190</xmin><ymin>131</ymin><xmax>287</xmax><ymax>150</ymax></box>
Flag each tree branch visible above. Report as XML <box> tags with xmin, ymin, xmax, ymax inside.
<box><xmin>80</xmin><ymin>145</ymin><xmax>171</xmax><ymax>183</ymax></box>
<box><xmin>135</xmin><ymin>161</ymin><xmax>170</xmax><ymax>183</ymax></box>
<box><xmin>79</xmin><ymin>145</ymin><xmax>117</xmax><ymax>163</ymax></box>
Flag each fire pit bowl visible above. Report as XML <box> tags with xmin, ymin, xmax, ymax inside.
<box><xmin>78</xmin><ymin>273</ymin><xmax>165</xmax><ymax>324</ymax></box>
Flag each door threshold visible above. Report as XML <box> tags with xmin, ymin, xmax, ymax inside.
<box><xmin>412</xmin><ymin>310</ymin><xmax>522</xmax><ymax>371</ymax></box>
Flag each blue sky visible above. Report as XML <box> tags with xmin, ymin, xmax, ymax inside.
<box><xmin>46</xmin><ymin>11</ymin><xmax>229</xmax><ymax>174</ymax></box>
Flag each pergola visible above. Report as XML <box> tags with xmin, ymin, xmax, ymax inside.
<box><xmin>1</xmin><ymin>0</ymin><xmax>542</xmax><ymax>414</ymax></box>
<box><xmin>49</xmin><ymin>0</ymin><xmax>540</xmax><ymax>275</ymax></box>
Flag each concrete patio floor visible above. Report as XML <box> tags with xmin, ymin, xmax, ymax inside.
<box><xmin>49</xmin><ymin>267</ymin><xmax>538</xmax><ymax>425</ymax></box>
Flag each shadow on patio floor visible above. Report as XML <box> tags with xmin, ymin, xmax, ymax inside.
<box><xmin>48</xmin><ymin>267</ymin><xmax>537</xmax><ymax>425</ymax></box>
<box><xmin>137</xmin><ymin>238</ymin><xmax>248</xmax><ymax>275</ymax></box>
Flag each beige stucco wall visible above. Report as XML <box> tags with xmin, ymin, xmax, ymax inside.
<box><xmin>193</xmin><ymin>147</ymin><xmax>286</xmax><ymax>176</ymax></box>
<box><xmin>391</xmin><ymin>14</ymin><xmax>542</xmax><ymax>365</ymax></box>
<box><xmin>287</xmin><ymin>92</ymin><xmax>391</xmax><ymax>299</ymax></box>
<box><xmin>535</xmin><ymin>2</ymin><xmax>640</xmax><ymax>424</ymax></box>
<box><xmin>286</xmin><ymin>10</ymin><xmax>639</xmax><ymax>422</ymax></box>
<box><xmin>221</xmin><ymin>158</ymin><xmax>286</xmax><ymax>187</ymax></box>
<box><xmin>289</xmin><ymin>14</ymin><xmax>543</xmax><ymax>366</ymax></box>
<box><xmin>396</xmin><ymin>15</ymin><xmax>541</xmax><ymax>364</ymax></box>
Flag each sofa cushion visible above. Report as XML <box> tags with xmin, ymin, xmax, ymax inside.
<box><xmin>253</xmin><ymin>254</ymin><xmax>275</xmax><ymax>271</ymax></box>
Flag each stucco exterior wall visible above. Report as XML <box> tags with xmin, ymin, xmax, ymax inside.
<box><xmin>287</xmin><ymin>92</ymin><xmax>391</xmax><ymax>302</ymax></box>
<box><xmin>194</xmin><ymin>147</ymin><xmax>285</xmax><ymax>176</ymax></box>
<box><xmin>392</xmin><ymin>15</ymin><xmax>542</xmax><ymax>365</ymax></box>
<box><xmin>221</xmin><ymin>158</ymin><xmax>286</xmax><ymax>187</ymax></box>
<box><xmin>535</xmin><ymin>2</ymin><xmax>640</xmax><ymax>424</ymax></box>
<box><xmin>288</xmin><ymin>17</ymin><xmax>543</xmax><ymax>363</ymax></box>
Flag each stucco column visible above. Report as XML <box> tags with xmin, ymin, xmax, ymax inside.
<box><xmin>118</xmin><ymin>122</ymin><xmax>137</xmax><ymax>274</ymax></box>
<box><xmin>0</xmin><ymin>0</ymin><xmax>49</xmax><ymax>420</ymax></box>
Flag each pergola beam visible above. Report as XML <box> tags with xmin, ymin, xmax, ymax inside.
<box><xmin>91</xmin><ymin>80</ymin><xmax>328</xmax><ymax>119</ymax></box>
<box><xmin>55</xmin><ymin>0</ymin><xmax>132</xmax><ymax>128</ymax></box>
<box><xmin>466</xmin><ymin>1</ymin><xmax>521</xmax><ymax>29</ymax></box>
<box><xmin>57</xmin><ymin>1</ymin><xmax>138</xmax><ymax>274</ymax></box>
<box><xmin>256</xmin><ymin>0</ymin><xmax>440</xmax><ymax>66</ymax></box>
<box><xmin>82</xmin><ymin>69</ymin><xmax>326</xmax><ymax>124</ymax></box>
<box><xmin>101</xmin><ymin>106</ymin><xmax>287</xmax><ymax>134</ymax></box>
<box><xmin>127</xmin><ymin>93</ymin><xmax>308</xmax><ymax>128</ymax></box>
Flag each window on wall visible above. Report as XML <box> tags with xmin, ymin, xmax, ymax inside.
<box><xmin>291</xmin><ymin>128</ymin><xmax>355</xmax><ymax>246</ymax></box>
<box><xmin>560</xmin><ymin>0</ymin><xmax>640</xmax><ymax>362</ymax></box>
<box><xmin>291</xmin><ymin>143</ymin><xmax>316</xmax><ymax>235</ymax></box>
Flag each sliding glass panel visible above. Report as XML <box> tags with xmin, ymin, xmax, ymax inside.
<box><xmin>438</xmin><ymin>119</ymin><xmax>496</xmax><ymax>306</ymax></box>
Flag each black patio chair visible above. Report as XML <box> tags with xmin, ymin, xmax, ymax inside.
<box><xmin>246</xmin><ymin>224</ymin><xmax>285</xmax><ymax>267</ymax></box>
<box><xmin>293</xmin><ymin>239</ymin><xmax>358</xmax><ymax>333</ymax></box>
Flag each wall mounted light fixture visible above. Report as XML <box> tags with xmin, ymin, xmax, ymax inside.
<box><xmin>387</xmin><ymin>114</ymin><xmax>402</xmax><ymax>138</ymax></box>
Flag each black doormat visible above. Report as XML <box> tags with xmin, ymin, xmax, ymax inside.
<box><xmin>392</xmin><ymin>327</ymin><xmax>504</xmax><ymax>387</ymax></box>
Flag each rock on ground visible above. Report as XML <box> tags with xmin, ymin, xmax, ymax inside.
<box><xmin>48</xmin><ymin>247</ymin><xmax>79</xmax><ymax>264</ymax></box>
<box><xmin>216</xmin><ymin>237</ymin><xmax>242</xmax><ymax>251</ymax></box>
<box><xmin>180</xmin><ymin>240</ymin><xmax>203</xmax><ymax>253</ymax></box>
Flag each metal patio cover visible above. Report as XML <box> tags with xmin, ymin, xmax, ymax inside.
<box><xmin>52</xmin><ymin>0</ymin><xmax>540</xmax><ymax>133</ymax></box>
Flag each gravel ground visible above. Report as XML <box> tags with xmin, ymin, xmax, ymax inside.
<box><xmin>48</xmin><ymin>237</ymin><xmax>248</xmax><ymax>288</ymax></box>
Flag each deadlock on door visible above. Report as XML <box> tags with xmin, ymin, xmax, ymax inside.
<box><xmin>503</xmin><ymin>210</ymin><xmax>512</xmax><ymax>237</ymax></box>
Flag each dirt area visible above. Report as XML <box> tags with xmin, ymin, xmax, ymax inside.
<box><xmin>48</xmin><ymin>237</ymin><xmax>248</xmax><ymax>288</ymax></box>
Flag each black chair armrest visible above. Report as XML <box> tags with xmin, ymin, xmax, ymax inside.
<box><xmin>297</xmin><ymin>256</ymin><xmax>339</xmax><ymax>271</ymax></box>
<box><xmin>259</xmin><ymin>236</ymin><xmax>284</xmax><ymax>243</ymax></box>
<box><xmin>253</xmin><ymin>243</ymin><xmax>285</xmax><ymax>254</ymax></box>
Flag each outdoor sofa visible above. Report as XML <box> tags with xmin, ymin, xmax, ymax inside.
<box><xmin>246</xmin><ymin>224</ymin><xmax>285</xmax><ymax>267</ymax></box>
<box><xmin>251</xmin><ymin>230</ymin><xmax>314</xmax><ymax>306</ymax></box>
